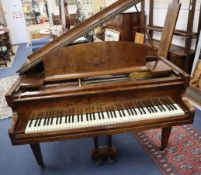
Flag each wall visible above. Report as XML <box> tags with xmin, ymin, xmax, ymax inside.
<box><xmin>0</xmin><ymin>1</ymin><xmax>6</xmax><ymax>24</ymax></box>
<box><xmin>91</xmin><ymin>0</ymin><xmax>105</xmax><ymax>14</ymax></box>
<box><xmin>1</xmin><ymin>0</ymin><xmax>29</xmax><ymax>44</ymax></box>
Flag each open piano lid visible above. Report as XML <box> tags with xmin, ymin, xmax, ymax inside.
<box><xmin>18</xmin><ymin>0</ymin><xmax>144</xmax><ymax>75</ymax></box>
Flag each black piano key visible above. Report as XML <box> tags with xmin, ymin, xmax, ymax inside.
<box><xmin>152</xmin><ymin>105</ymin><xmax>158</xmax><ymax>113</ymax></box>
<box><xmin>29</xmin><ymin>119</ymin><xmax>33</xmax><ymax>127</ymax></box>
<box><xmin>156</xmin><ymin>103</ymin><xmax>163</xmax><ymax>112</ymax></box>
<box><xmin>109</xmin><ymin>109</ymin><xmax>114</xmax><ymax>118</ymax></box>
<box><xmin>128</xmin><ymin>108</ymin><xmax>133</xmax><ymax>116</ymax></box>
<box><xmin>86</xmin><ymin>113</ymin><xmax>89</xmax><ymax>121</ymax></box>
<box><xmin>157</xmin><ymin>99</ymin><xmax>166</xmax><ymax>111</ymax></box>
<box><xmin>89</xmin><ymin>113</ymin><xmax>92</xmax><ymax>121</ymax></box>
<box><xmin>77</xmin><ymin>114</ymin><xmax>80</xmax><ymax>122</ymax></box>
<box><xmin>146</xmin><ymin>100</ymin><xmax>155</xmax><ymax>113</ymax></box>
<box><xmin>72</xmin><ymin>115</ymin><xmax>74</xmax><ymax>123</ymax></box>
<box><xmin>168</xmin><ymin>104</ymin><xmax>174</xmax><ymax>110</ymax></box>
<box><xmin>153</xmin><ymin>99</ymin><xmax>162</xmax><ymax>112</ymax></box>
<box><xmin>121</xmin><ymin>109</ymin><xmax>126</xmax><ymax>117</ymax></box>
<box><xmin>142</xmin><ymin>107</ymin><xmax>147</xmax><ymax>114</ymax></box>
<box><xmin>129</xmin><ymin>103</ymin><xmax>137</xmax><ymax>115</ymax></box>
<box><xmin>171</xmin><ymin>103</ymin><xmax>177</xmax><ymax>110</ymax></box>
<box><xmin>165</xmin><ymin>103</ymin><xmax>172</xmax><ymax>111</ymax></box>
<box><xmin>130</xmin><ymin>107</ymin><xmax>135</xmax><ymax>115</ymax></box>
<box><xmin>167</xmin><ymin>101</ymin><xmax>175</xmax><ymax>110</ymax></box>
<box><xmin>47</xmin><ymin>118</ymin><xmax>50</xmax><ymax>125</ymax></box>
<box><xmin>118</xmin><ymin>109</ymin><xmax>123</xmax><ymax>117</ymax></box>
<box><xmin>43</xmin><ymin>118</ymin><xmax>46</xmax><ymax>126</ymax></box>
<box><xmin>106</xmin><ymin>111</ymin><xmax>110</xmax><ymax>119</ymax></box>
<box><xmin>101</xmin><ymin>112</ymin><xmax>105</xmax><ymax>119</ymax></box>
<box><xmin>111</xmin><ymin>107</ymin><xmax>117</xmax><ymax>118</ymax></box>
<box><xmin>167</xmin><ymin>98</ymin><xmax>177</xmax><ymax>110</ymax></box>
<box><xmin>65</xmin><ymin>116</ymin><xmax>68</xmax><ymax>123</ymax></box>
<box><xmin>44</xmin><ymin>112</ymin><xmax>49</xmax><ymax>126</ymax></box>
<box><xmin>124</xmin><ymin>105</ymin><xmax>131</xmax><ymax>116</ymax></box>
<box><xmin>92</xmin><ymin>113</ymin><xmax>95</xmax><ymax>120</ymax></box>
<box><xmin>136</xmin><ymin>102</ymin><xmax>144</xmax><ymax>114</ymax></box>
<box><xmin>126</xmin><ymin>105</ymin><xmax>134</xmax><ymax>115</ymax></box>
<box><xmin>38</xmin><ymin>112</ymin><xmax>43</xmax><ymax>126</ymax></box>
<box><xmin>34</xmin><ymin>119</ymin><xmax>38</xmax><ymax>127</ymax></box>
<box><xmin>162</xmin><ymin>98</ymin><xmax>170</xmax><ymax>109</ymax></box>
<box><xmin>148</xmin><ymin>102</ymin><xmax>155</xmax><ymax>113</ymax></box>
<box><xmin>135</xmin><ymin>102</ymin><xmax>142</xmax><ymax>114</ymax></box>
<box><xmin>141</xmin><ymin>104</ymin><xmax>147</xmax><ymax>114</ymax></box>
<box><xmin>56</xmin><ymin>117</ymin><xmax>59</xmax><ymax>124</ymax></box>
<box><xmin>98</xmin><ymin>112</ymin><xmax>101</xmax><ymax>120</ymax></box>
<box><xmin>111</xmin><ymin>110</ymin><xmax>116</xmax><ymax>118</ymax></box>
<box><xmin>38</xmin><ymin>119</ymin><xmax>41</xmax><ymax>126</ymax></box>
<box><xmin>152</xmin><ymin>99</ymin><xmax>161</xmax><ymax>112</ymax></box>
<box><xmin>142</xmin><ymin>101</ymin><xmax>150</xmax><ymax>114</ymax></box>
<box><xmin>138</xmin><ymin>107</ymin><xmax>143</xmax><ymax>114</ymax></box>
<box><xmin>161</xmin><ymin>98</ymin><xmax>172</xmax><ymax>111</ymax></box>
<box><xmin>50</xmin><ymin>118</ymin><xmax>53</xmax><ymax>125</ymax></box>
<box><xmin>59</xmin><ymin>116</ymin><xmax>62</xmax><ymax>124</ymax></box>
<box><xmin>68</xmin><ymin>115</ymin><xmax>71</xmax><ymax>123</ymax></box>
<box><xmin>81</xmin><ymin>114</ymin><xmax>83</xmax><ymax>122</ymax></box>
<box><xmin>149</xmin><ymin>105</ymin><xmax>155</xmax><ymax>113</ymax></box>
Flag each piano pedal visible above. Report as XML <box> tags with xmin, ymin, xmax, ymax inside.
<box><xmin>107</xmin><ymin>157</ymin><xmax>116</xmax><ymax>164</ymax></box>
<box><xmin>91</xmin><ymin>146</ymin><xmax>117</xmax><ymax>164</ymax></box>
<box><xmin>96</xmin><ymin>159</ymin><xmax>104</xmax><ymax>166</ymax></box>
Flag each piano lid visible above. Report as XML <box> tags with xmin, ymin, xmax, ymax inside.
<box><xmin>18</xmin><ymin>0</ymin><xmax>144</xmax><ymax>74</ymax></box>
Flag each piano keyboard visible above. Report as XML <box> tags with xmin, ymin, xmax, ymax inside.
<box><xmin>25</xmin><ymin>97</ymin><xmax>185</xmax><ymax>134</ymax></box>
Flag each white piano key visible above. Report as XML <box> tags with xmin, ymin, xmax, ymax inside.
<box><xmin>25</xmin><ymin>120</ymin><xmax>31</xmax><ymax>133</ymax></box>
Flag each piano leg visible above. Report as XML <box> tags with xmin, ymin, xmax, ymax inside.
<box><xmin>161</xmin><ymin>127</ymin><xmax>172</xmax><ymax>150</ymax></box>
<box><xmin>30</xmin><ymin>143</ymin><xmax>44</xmax><ymax>167</ymax></box>
<box><xmin>107</xmin><ymin>135</ymin><xmax>116</xmax><ymax>164</ymax></box>
<box><xmin>93</xmin><ymin>136</ymin><xmax>99</xmax><ymax>150</ymax></box>
<box><xmin>107</xmin><ymin>135</ymin><xmax>112</xmax><ymax>148</ymax></box>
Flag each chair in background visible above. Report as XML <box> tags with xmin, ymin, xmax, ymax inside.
<box><xmin>0</xmin><ymin>40</ymin><xmax>9</xmax><ymax>67</ymax></box>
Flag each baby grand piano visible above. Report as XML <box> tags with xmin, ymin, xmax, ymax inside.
<box><xmin>6</xmin><ymin>0</ymin><xmax>194</xmax><ymax>167</ymax></box>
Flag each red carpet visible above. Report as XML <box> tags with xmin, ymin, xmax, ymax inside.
<box><xmin>134</xmin><ymin>125</ymin><xmax>201</xmax><ymax>175</ymax></box>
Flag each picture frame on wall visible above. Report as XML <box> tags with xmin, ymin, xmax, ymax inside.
<box><xmin>104</xmin><ymin>28</ymin><xmax>120</xmax><ymax>41</ymax></box>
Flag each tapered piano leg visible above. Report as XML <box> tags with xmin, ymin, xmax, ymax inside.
<box><xmin>107</xmin><ymin>135</ymin><xmax>112</xmax><ymax>148</ymax></box>
<box><xmin>30</xmin><ymin>143</ymin><xmax>44</xmax><ymax>167</ymax></box>
<box><xmin>107</xmin><ymin>135</ymin><xmax>116</xmax><ymax>164</ymax></box>
<box><xmin>92</xmin><ymin>137</ymin><xmax>103</xmax><ymax>165</ymax></box>
<box><xmin>161</xmin><ymin>127</ymin><xmax>172</xmax><ymax>150</ymax></box>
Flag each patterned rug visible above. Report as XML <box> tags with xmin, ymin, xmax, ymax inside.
<box><xmin>134</xmin><ymin>125</ymin><xmax>201</xmax><ymax>175</ymax></box>
<box><xmin>0</xmin><ymin>75</ymin><xmax>18</xmax><ymax>120</ymax></box>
